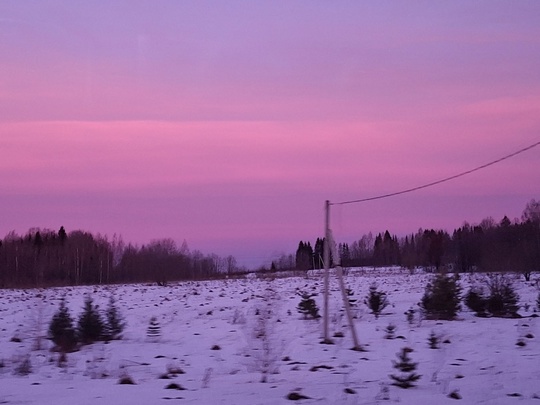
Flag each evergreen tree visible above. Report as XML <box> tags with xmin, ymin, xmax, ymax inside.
<box><xmin>339</xmin><ymin>243</ymin><xmax>351</xmax><ymax>266</ymax></box>
<box><xmin>147</xmin><ymin>316</ymin><xmax>161</xmax><ymax>339</ymax></box>
<box><xmin>365</xmin><ymin>283</ymin><xmax>389</xmax><ymax>319</ymax></box>
<box><xmin>313</xmin><ymin>238</ymin><xmax>324</xmax><ymax>269</ymax></box>
<box><xmin>103</xmin><ymin>295</ymin><xmax>126</xmax><ymax>340</ymax></box>
<box><xmin>297</xmin><ymin>292</ymin><xmax>320</xmax><ymax>319</ymax></box>
<box><xmin>390</xmin><ymin>347</ymin><xmax>421</xmax><ymax>388</ymax></box>
<box><xmin>427</xmin><ymin>331</ymin><xmax>440</xmax><ymax>349</ymax></box>
<box><xmin>420</xmin><ymin>273</ymin><xmax>461</xmax><ymax>320</ymax></box>
<box><xmin>58</xmin><ymin>226</ymin><xmax>67</xmax><ymax>244</ymax></box>
<box><xmin>346</xmin><ymin>288</ymin><xmax>357</xmax><ymax>308</ymax></box>
<box><xmin>384</xmin><ymin>323</ymin><xmax>396</xmax><ymax>339</ymax></box>
<box><xmin>77</xmin><ymin>295</ymin><xmax>104</xmax><ymax>344</ymax></box>
<box><xmin>295</xmin><ymin>241</ymin><xmax>313</xmax><ymax>270</ymax></box>
<box><xmin>48</xmin><ymin>298</ymin><xmax>77</xmax><ymax>352</ymax></box>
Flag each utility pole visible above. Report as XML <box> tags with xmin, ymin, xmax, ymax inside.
<box><xmin>323</xmin><ymin>200</ymin><xmax>332</xmax><ymax>344</ymax></box>
<box><xmin>323</xmin><ymin>200</ymin><xmax>362</xmax><ymax>350</ymax></box>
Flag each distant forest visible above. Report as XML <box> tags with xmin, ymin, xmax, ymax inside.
<box><xmin>0</xmin><ymin>228</ymin><xmax>239</xmax><ymax>288</ymax></box>
<box><xmin>293</xmin><ymin>199</ymin><xmax>540</xmax><ymax>281</ymax></box>
<box><xmin>1</xmin><ymin>199</ymin><xmax>538</xmax><ymax>288</ymax></box>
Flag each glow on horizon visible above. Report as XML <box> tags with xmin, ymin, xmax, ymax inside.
<box><xmin>1</xmin><ymin>2</ymin><xmax>539</xmax><ymax>267</ymax></box>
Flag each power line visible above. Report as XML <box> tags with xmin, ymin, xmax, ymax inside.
<box><xmin>332</xmin><ymin>140</ymin><xmax>540</xmax><ymax>206</ymax></box>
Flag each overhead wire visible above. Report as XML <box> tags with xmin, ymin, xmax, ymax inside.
<box><xmin>331</xmin><ymin>140</ymin><xmax>540</xmax><ymax>206</ymax></box>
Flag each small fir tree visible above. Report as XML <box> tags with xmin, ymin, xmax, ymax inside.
<box><xmin>536</xmin><ymin>292</ymin><xmax>540</xmax><ymax>312</ymax></box>
<box><xmin>420</xmin><ymin>273</ymin><xmax>461</xmax><ymax>320</ymax></box>
<box><xmin>365</xmin><ymin>283</ymin><xmax>389</xmax><ymax>319</ymax></box>
<box><xmin>346</xmin><ymin>288</ymin><xmax>357</xmax><ymax>307</ymax></box>
<box><xmin>48</xmin><ymin>298</ymin><xmax>77</xmax><ymax>352</ymax></box>
<box><xmin>405</xmin><ymin>308</ymin><xmax>415</xmax><ymax>326</ymax></box>
<box><xmin>384</xmin><ymin>323</ymin><xmax>396</xmax><ymax>340</ymax></box>
<box><xmin>77</xmin><ymin>295</ymin><xmax>104</xmax><ymax>344</ymax></box>
<box><xmin>103</xmin><ymin>295</ymin><xmax>126</xmax><ymax>341</ymax></box>
<box><xmin>297</xmin><ymin>292</ymin><xmax>320</xmax><ymax>319</ymax></box>
<box><xmin>390</xmin><ymin>347</ymin><xmax>421</xmax><ymax>388</ymax></box>
<box><xmin>147</xmin><ymin>316</ymin><xmax>161</xmax><ymax>339</ymax></box>
<box><xmin>427</xmin><ymin>331</ymin><xmax>440</xmax><ymax>349</ymax></box>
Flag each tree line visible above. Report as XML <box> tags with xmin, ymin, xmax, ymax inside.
<box><xmin>294</xmin><ymin>199</ymin><xmax>540</xmax><ymax>279</ymax></box>
<box><xmin>0</xmin><ymin>228</ymin><xmax>242</xmax><ymax>288</ymax></box>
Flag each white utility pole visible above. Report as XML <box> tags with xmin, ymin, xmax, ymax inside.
<box><xmin>323</xmin><ymin>200</ymin><xmax>362</xmax><ymax>350</ymax></box>
<box><xmin>323</xmin><ymin>200</ymin><xmax>332</xmax><ymax>344</ymax></box>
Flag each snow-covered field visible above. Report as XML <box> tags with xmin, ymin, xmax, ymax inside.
<box><xmin>1</xmin><ymin>268</ymin><xmax>539</xmax><ymax>404</ymax></box>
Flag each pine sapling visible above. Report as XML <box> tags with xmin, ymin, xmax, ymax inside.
<box><xmin>428</xmin><ymin>331</ymin><xmax>440</xmax><ymax>349</ymax></box>
<box><xmin>346</xmin><ymin>288</ymin><xmax>357</xmax><ymax>307</ymax></box>
<box><xmin>147</xmin><ymin>316</ymin><xmax>161</xmax><ymax>339</ymax></box>
<box><xmin>297</xmin><ymin>292</ymin><xmax>320</xmax><ymax>320</ymax></box>
<box><xmin>390</xmin><ymin>347</ymin><xmax>421</xmax><ymax>389</ymax></box>
<box><xmin>420</xmin><ymin>273</ymin><xmax>461</xmax><ymax>320</ymax></box>
<box><xmin>77</xmin><ymin>295</ymin><xmax>104</xmax><ymax>345</ymax></box>
<box><xmin>405</xmin><ymin>308</ymin><xmax>415</xmax><ymax>326</ymax></box>
<box><xmin>384</xmin><ymin>323</ymin><xmax>396</xmax><ymax>340</ymax></box>
<box><xmin>48</xmin><ymin>298</ymin><xmax>78</xmax><ymax>352</ymax></box>
<box><xmin>365</xmin><ymin>283</ymin><xmax>389</xmax><ymax>319</ymax></box>
<box><xmin>103</xmin><ymin>295</ymin><xmax>126</xmax><ymax>341</ymax></box>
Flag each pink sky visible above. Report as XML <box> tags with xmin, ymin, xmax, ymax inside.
<box><xmin>1</xmin><ymin>2</ymin><xmax>539</xmax><ymax>267</ymax></box>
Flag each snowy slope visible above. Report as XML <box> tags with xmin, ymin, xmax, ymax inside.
<box><xmin>0</xmin><ymin>268</ymin><xmax>539</xmax><ymax>404</ymax></box>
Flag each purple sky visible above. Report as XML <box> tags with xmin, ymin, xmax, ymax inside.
<box><xmin>1</xmin><ymin>2</ymin><xmax>539</xmax><ymax>267</ymax></box>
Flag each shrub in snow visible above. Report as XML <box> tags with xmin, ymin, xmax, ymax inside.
<box><xmin>231</xmin><ymin>308</ymin><xmax>246</xmax><ymax>325</ymax></box>
<box><xmin>166</xmin><ymin>363</ymin><xmax>185</xmax><ymax>376</ymax></box>
<box><xmin>484</xmin><ymin>274</ymin><xmax>520</xmax><ymax>318</ymax></box>
<box><xmin>165</xmin><ymin>382</ymin><xmax>186</xmax><ymax>390</ymax></box>
<box><xmin>77</xmin><ymin>295</ymin><xmax>104</xmax><ymax>344</ymax></box>
<box><xmin>103</xmin><ymin>295</ymin><xmax>126</xmax><ymax>341</ymax></box>
<box><xmin>48</xmin><ymin>298</ymin><xmax>78</xmax><ymax>352</ymax></box>
<box><xmin>365</xmin><ymin>283</ymin><xmax>389</xmax><ymax>319</ymax></box>
<box><xmin>297</xmin><ymin>292</ymin><xmax>320</xmax><ymax>320</ymax></box>
<box><xmin>14</xmin><ymin>355</ymin><xmax>32</xmax><ymax>376</ymax></box>
<box><xmin>389</xmin><ymin>347</ymin><xmax>421</xmax><ymax>389</ymax></box>
<box><xmin>448</xmin><ymin>390</ymin><xmax>462</xmax><ymax>400</ymax></box>
<box><xmin>249</xmin><ymin>305</ymin><xmax>282</xmax><ymax>383</ymax></box>
<box><xmin>537</xmin><ymin>292</ymin><xmax>540</xmax><ymax>312</ymax></box>
<box><xmin>118</xmin><ymin>374</ymin><xmax>135</xmax><ymax>384</ymax></box>
<box><xmin>466</xmin><ymin>274</ymin><xmax>520</xmax><ymax>318</ymax></box>
<box><xmin>202</xmin><ymin>367</ymin><xmax>213</xmax><ymax>388</ymax></box>
<box><xmin>376</xmin><ymin>383</ymin><xmax>390</xmax><ymax>400</ymax></box>
<box><xmin>287</xmin><ymin>392</ymin><xmax>310</xmax><ymax>400</ymax></box>
<box><xmin>244</xmin><ymin>285</ymin><xmax>286</xmax><ymax>384</ymax></box>
<box><xmin>420</xmin><ymin>273</ymin><xmax>461</xmax><ymax>320</ymax></box>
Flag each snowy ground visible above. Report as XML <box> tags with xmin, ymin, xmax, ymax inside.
<box><xmin>1</xmin><ymin>268</ymin><xmax>539</xmax><ymax>404</ymax></box>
